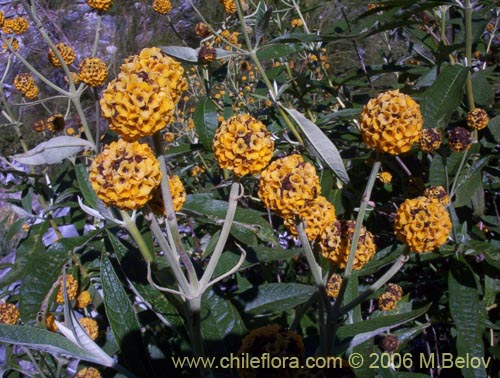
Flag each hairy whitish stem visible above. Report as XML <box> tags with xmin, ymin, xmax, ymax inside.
<box><xmin>464</xmin><ymin>0</ymin><xmax>475</xmax><ymax>112</ymax></box>
<box><xmin>199</xmin><ymin>178</ymin><xmax>241</xmax><ymax>289</ymax></box>
<box><xmin>120</xmin><ymin>210</ymin><xmax>155</xmax><ymax>264</ymax></box>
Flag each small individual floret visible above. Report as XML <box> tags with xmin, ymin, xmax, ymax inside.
<box><xmin>48</xmin><ymin>43</ymin><xmax>76</xmax><ymax>68</ymax></box>
<box><xmin>419</xmin><ymin>128</ymin><xmax>442</xmax><ymax>153</ymax></box>
<box><xmin>100</xmin><ymin>47</ymin><xmax>186</xmax><ymax>140</ymax></box>
<box><xmin>386</xmin><ymin>283</ymin><xmax>403</xmax><ymax>301</ymax></box>
<box><xmin>319</xmin><ymin>220</ymin><xmax>377</xmax><ymax>270</ymax></box>
<box><xmin>55</xmin><ymin>275</ymin><xmax>78</xmax><ymax>303</ymax></box>
<box><xmin>258</xmin><ymin>154</ymin><xmax>320</xmax><ymax>218</ymax></box>
<box><xmin>360</xmin><ymin>89</ymin><xmax>423</xmax><ymax>155</ymax></box>
<box><xmin>423</xmin><ymin>186</ymin><xmax>450</xmax><ymax>206</ymax></box>
<box><xmin>76</xmin><ymin>367</ymin><xmax>102</xmax><ymax>378</ymax></box>
<box><xmin>219</xmin><ymin>0</ymin><xmax>237</xmax><ymax>14</ymax></box>
<box><xmin>75</xmin><ymin>291</ymin><xmax>92</xmax><ymax>308</ymax></box>
<box><xmin>2</xmin><ymin>17</ymin><xmax>29</xmax><ymax>35</ymax></box>
<box><xmin>152</xmin><ymin>0</ymin><xmax>172</xmax><ymax>14</ymax></box>
<box><xmin>194</xmin><ymin>22</ymin><xmax>210</xmax><ymax>38</ymax></box>
<box><xmin>198</xmin><ymin>44</ymin><xmax>217</xmax><ymax>64</ymax></box>
<box><xmin>213</xmin><ymin>114</ymin><xmax>274</xmax><ymax>177</ymax></box>
<box><xmin>326</xmin><ymin>274</ymin><xmax>343</xmax><ymax>298</ymax></box>
<box><xmin>79</xmin><ymin>317</ymin><xmax>99</xmax><ymax>340</ymax></box>
<box><xmin>45</xmin><ymin>314</ymin><xmax>58</xmax><ymax>332</ymax></box>
<box><xmin>466</xmin><ymin>108</ymin><xmax>489</xmax><ymax>130</ymax></box>
<box><xmin>237</xmin><ymin>324</ymin><xmax>304</xmax><ymax>378</ymax></box>
<box><xmin>89</xmin><ymin>139</ymin><xmax>162</xmax><ymax>210</ymax></box>
<box><xmin>394</xmin><ymin>196</ymin><xmax>451</xmax><ymax>253</ymax></box>
<box><xmin>447</xmin><ymin>126</ymin><xmax>472</xmax><ymax>152</ymax></box>
<box><xmin>78</xmin><ymin>57</ymin><xmax>108</xmax><ymax>87</ymax></box>
<box><xmin>378</xmin><ymin>171</ymin><xmax>392</xmax><ymax>184</ymax></box>
<box><xmin>87</xmin><ymin>0</ymin><xmax>113</xmax><ymax>11</ymax></box>
<box><xmin>0</xmin><ymin>303</ymin><xmax>20</xmax><ymax>325</ymax></box>
<box><xmin>46</xmin><ymin>114</ymin><xmax>65</xmax><ymax>132</ymax></box>
<box><xmin>378</xmin><ymin>291</ymin><xmax>399</xmax><ymax>311</ymax></box>
<box><xmin>283</xmin><ymin>196</ymin><xmax>336</xmax><ymax>241</ymax></box>
<box><xmin>380</xmin><ymin>335</ymin><xmax>399</xmax><ymax>353</ymax></box>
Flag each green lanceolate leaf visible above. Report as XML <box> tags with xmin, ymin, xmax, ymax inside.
<box><xmin>449</xmin><ymin>259</ymin><xmax>487</xmax><ymax>378</ymax></box>
<box><xmin>160</xmin><ymin>46</ymin><xmax>198</xmax><ymax>63</ymax></box>
<box><xmin>75</xmin><ymin>163</ymin><xmax>98</xmax><ymax>209</ymax></box>
<box><xmin>201</xmin><ymin>289</ymin><xmax>247</xmax><ymax>356</ymax></box>
<box><xmin>420</xmin><ymin>64</ymin><xmax>468</xmax><ymax>128</ymax></box>
<box><xmin>488</xmin><ymin>115</ymin><xmax>500</xmax><ymax>142</ymax></box>
<box><xmin>255</xmin><ymin>1</ymin><xmax>272</xmax><ymax>45</ymax></box>
<box><xmin>453</xmin><ymin>157</ymin><xmax>489</xmax><ymax>208</ymax></box>
<box><xmin>0</xmin><ymin>324</ymin><xmax>114</xmax><ymax>366</ymax></box>
<box><xmin>283</xmin><ymin>107</ymin><xmax>349</xmax><ymax>184</ymax></box>
<box><xmin>11</xmin><ymin>136</ymin><xmax>94</xmax><ymax>165</ymax></box>
<box><xmin>193</xmin><ymin>97</ymin><xmax>219</xmax><ymax>151</ymax></box>
<box><xmin>335</xmin><ymin>304</ymin><xmax>431</xmax><ymax>354</ymax></box>
<box><xmin>240</xmin><ymin>283</ymin><xmax>316</xmax><ymax>314</ymax></box>
<box><xmin>101</xmin><ymin>253</ymin><xmax>153</xmax><ymax>377</ymax></box>
<box><xmin>256</xmin><ymin>44</ymin><xmax>304</xmax><ymax>60</ymax></box>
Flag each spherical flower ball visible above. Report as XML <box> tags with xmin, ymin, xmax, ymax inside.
<box><xmin>380</xmin><ymin>335</ymin><xmax>399</xmax><ymax>353</ymax></box>
<box><xmin>213</xmin><ymin>114</ymin><xmax>274</xmax><ymax>177</ymax></box>
<box><xmin>76</xmin><ymin>368</ymin><xmax>102</xmax><ymax>378</ymax></box>
<box><xmin>24</xmin><ymin>85</ymin><xmax>40</xmax><ymax>100</ymax></box>
<box><xmin>219</xmin><ymin>0</ymin><xmax>237</xmax><ymax>14</ymax></box>
<box><xmin>153</xmin><ymin>0</ymin><xmax>172</xmax><ymax>14</ymax></box>
<box><xmin>194</xmin><ymin>22</ymin><xmax>210</xmax><ymax>38</ymax></box>
<box><xmin>423</xmin><ymin>186</ymin><xmax>450</xmax><ymax>206</ymax></box>
<box><xmin>89</xmin><ymin>139</ymin><xmax>162</xmax><ymax>210</ymax></box>
<box><xmin>0</xmin><ymin>303</ymin><xmax>20</xmax><ymax>325</ymax></box>
<box><xmin>169</xmin><ymin>175</ymin><xmax>186</xmax><ymax>211</ymax></box>
<box><xmin>2</xmin><ymin>17</ymin><xmax>29</xmax><ymax>35</ymax></box>
<box><xmin>2</xmin><ymin>37</ymin><xmax>19</xmax><ymax>51</ymax></box>
<box><xmin>378</xmin><ymin>291</ymin><xmax>399</xmax><ymax>311</ymax></box>
<box><xmin>46</xmin><ymin>114</ymin><xmax>65</xmax><ymax>132</ymax></box>
<box><xmin>75</xmin><ymin>290</ymin><xmax>92</xmax><ymax>308</ymax></box>
<box><xmin>237</xmin><ymin>324</ymin><xmax>304</xmax><ymax>378</ymax></box>
<box><xmin>386</xmin><ymin>283</ymin><xmax>403</xmax><ymax>301</ymax></box>
<box><xmin>100</xmin><ymin>47</ymin><xmax>186</xmax><ymax>141</ymax></box>
<box><xmin>419</xmin><ymin>128</ymin><xmax>442</xmax><ymax>153</ymax></box>
<box><xmin>78</xmin><ymin>57</ymin><xmax>108</xmax><ymax>87</ymax></box>
<box><xmin>447</xmin><ymin>126</ymin><xmax>471</xmax><ymax>152</ymax></box>
<box><xmin>326</xmin><ymin>273</ymin><xmax>343</xmax><ymax>298</ymax></box>
<box><xmin>198</xmin><ymin>44</ymin><xmax>217</xmax><ymax>64</ymax></box>
<box><xmin>14</xmin><ymin>73</ymin><xmax>36</xmax><ymax>94</ymax></box>
<box><xmin>466</xmin><ymin>108</ymin><xmax>489</xmax><ymax>130</ymax></box>
<box><xmin>258</xmin><ymin>154</ymin><xmax>320</xmax><ymax>218</ymax></box>
<box><xmin>319</xmin><ymin>220</ymin><xmax>377</xmax><ymax>270</ymax></box>
<box><xmin>283</xmin><ymin>196</ymin><xmax>336</xmax><ymax>241</ymax></box>
<box><xmin>79</xmin><ymin>317</ymin><xmax>99</xmax><ymax>340</ymax></box>
<box><xmin>45</xmin><ymin>314</ymin><xmax>58</xmax><ymax>332</ymax></box>
<box><xmin>87</xmin><ymin>0</ymin><xmax>113</xmax><ymax>11</ymax></box>
<box><xmin>360</xmin><ymin>89</ymin><xmax>423</xmax><ymax>155</ymax></box>
<box><xmin>394</xmin><ymin>196</ymin><xmax>451</xmax><ymax>253</ymax></box>
<box><xmin>48</xmin><ymin>43</ymin><xmax>76</xmax><ymax>68</ymax></box>
<box><xmin>55</xmin><ymin>275</ymin><xmax>78</xmax><ymax>303</ymax></box>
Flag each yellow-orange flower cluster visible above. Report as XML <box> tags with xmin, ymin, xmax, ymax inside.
<box><xmin>360</xmin><ymin>90</ymin><xmax>423</xmax><ymax>155</ymax></box>
<box><xmin>76</xmin><ymin>368</ymin><xmax>102</xmax><ymax>378</ymax></box>
<box><xmin>237</xmin><ymin>324</ymin><xmax>304</xmax><ymax>378</ymax></box>
<box><xmin>13</xmin><ymin>73</ymin><xmax>39</xmax><ymax>99</ymax></box>
<box><xmin>258</xmin><ymin>154</ymin><xmax>320</xmax><ymax>218</ymax></box>
<box><xmin>76</xmin><ymin>290</ymin><xmax>92</xmax><ymax>308</ymax></box>
<box><xmin>152</xmin><ymin>0</ymin><xmax>172</xmax><ymax>14</ymax></box>
<box><xmin>423</xmin><ymin>186</ymin><xmax>450</xmax><ymax>206</ymax></box>
<box><xmin>378</xmin><ymin>283</ymin><xmax>403</xmax><ymax>311</ymax></box>
<box><xmin>466</xmin><ymin>108</ymin><xmax>489</xmax><ymax>130</ymax></box>
<box><xmin>100</xmin><ymin>47</ymin><xmax>186</xmax><ymax>141</ymax></box>
<box><xmin>169</xmin><ymin>175</ymin><xmax>186</xmax><ymax>211</ymax></box>
<box><xmin>219</xmin><ymin>0</ymin><xmax>237</xmax><ymax>14</ymax></box>
<box><xmin>0</xmin><ymin>303</ymin><xmax>20</xmax><ymax>325</ymax></box>
<box><xmin>89</xmin><ymin>139</ymin><xmax>162</xmax><ymax>210</ymax></box>
<box><xmin>78</xmin><ymin>57</ymin><xmax>108</xmax><ymax>87</ymax></box>
<box><xmin>2</xmin><ymin>17</ymin><xmax>29</xmax><ymax>35</ymax></box>
<box><xmin>2</xmin><ymin>37</ymin><xmax>19</xmax><ymax>51</ymax></box>
<box><xmin>48</xmin><ymin>43</ymin><xmax>76</xmax><ymax>68</ymax></box>
<box><xmin>46</xmin><ymin>314</ymin><xmax>58</xmax><ymax>332</ymax></box>
<box><xmin>419</xmin><ymin>128</ymin><xmax>442</xmax><ymax>153</ymax></box>
<box><xmin>213</xmin><ymin>114</ymin><xmax>274</xmax><ymax>177</ymax></box>
<box><xmin>79</xmin><ymin>317</ymin><xmax>99</xmax><ymax>340</ymax></box>
<box><xmin>447</xmin><ymin>126</ymin><xmax>471</xmax><ymax>152</ymax></box>
<box><xmin>46</xmin><ymin>114</ymin><xmax>65</xmax><ymax>132</ymax></box>
<box><xmin>326</xmin><ymin>273</ymin><xmax>343</xmax><ymax>298</ymax></box>
<box><xmin>194</xmin><ymin>22</ymin><xmax>210</xmax><ymax>38</ymax></box>
<box><xmin>291</xmin><ymin>19</ymin><xmax>303</xmax><ymax>28</ymax></box>
<box><xmin>394</xmin><ymin>196</ymin><xmax>451</xmax><ymax>253</ymax></box>
<box><xmin>378</xmin><ymin>171</ymin><xmax>392</xmax><ymax>184</ymax></box>
<box><xmin>87</xmin><ymin>0</ymin><xmax>113</xmax><ymax>11</ymax></box>
<box><xmin>55</xmin><ymin>275</ymin><xmax>78</xmax><ymax>303</ymax></box>
<box><xmin>283</xmin><ymin>196</ymin><xmax>336</xmax><ymax>241</ymax></box>
<box><xmin>319</xmin><ymin>220</ymin><xmax>376</xmax><ymax>270</ymax></box>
